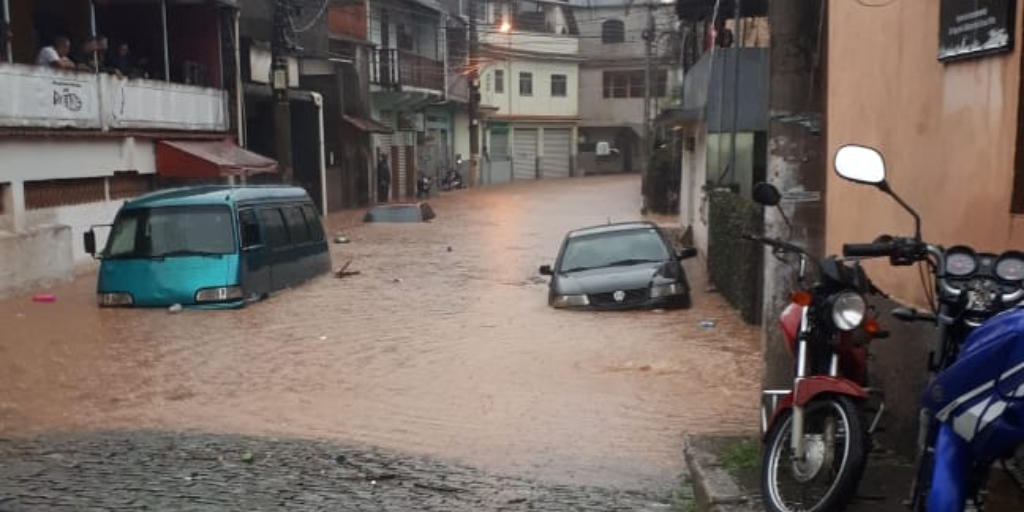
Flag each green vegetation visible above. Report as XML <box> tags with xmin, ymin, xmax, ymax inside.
<box><xmin>718</xmin><ymin>438</ymin><xmax>760</xmax><ymax>472</ymax></box>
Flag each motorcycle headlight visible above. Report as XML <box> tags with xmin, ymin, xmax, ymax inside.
<box><xmin>831</xmin><ymin>292</ymin><xmax>867</xmax><ymax>331</ymax></box>
<box><xmin>552</xmin><ymin>294</ymin><xmax>590</xmax><ymax>308</ymax></box>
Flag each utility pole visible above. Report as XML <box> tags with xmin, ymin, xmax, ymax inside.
<box><xmin>468</xmin><ymin>0</ymin><xmax>481</xmax><ymax>187</ymax></box>
<box><xmin>761</xmin><ymin>1</ymin><xmax>827</xmax><ymax>389</ymax></box>
<box><xmin>272</xmin><ymin>0</ymin><xmax>294</xmax><ymax>184</ymax></box>
<box><xmin>641</xmin><ymin>1</ymin><xmax>655</xmax><ymax>213</ymax></box>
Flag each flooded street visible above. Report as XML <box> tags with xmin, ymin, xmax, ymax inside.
<box><xmin>0</xmin><ymin>175</ymin><xmax>761</xmax><ymax>504</ymax></box>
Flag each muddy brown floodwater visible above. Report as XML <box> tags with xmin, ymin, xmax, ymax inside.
<box><xmin>0</xmin><ymin>174</ymin><xmax>761</xmax><ymax>492</ymax></box>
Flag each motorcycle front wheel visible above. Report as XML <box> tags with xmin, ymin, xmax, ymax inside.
<box><xmin>761</xmin><ymin>396</ymin><xmax>868</xmax><ymax>512</ymax></box>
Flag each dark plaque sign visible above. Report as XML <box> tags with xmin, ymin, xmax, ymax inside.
<box><xmin>939</xmin><ymin>0</ymin><xmax>1016</xmax><ymax>61</ymax></box>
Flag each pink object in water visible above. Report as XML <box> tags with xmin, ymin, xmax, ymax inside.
<box><xmin>32</xmin><ymin>294</ymin><xmax>56</xmax><ymax>303</ymax></box>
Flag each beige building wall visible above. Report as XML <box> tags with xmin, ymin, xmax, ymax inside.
<box><xmin>827</xmin><ymin>0</ymin><xmax>1024</xmax><ymax>306</ymax></box>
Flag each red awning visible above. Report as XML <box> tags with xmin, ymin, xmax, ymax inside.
<box><xmin>155</xmin><ymin>140</ymin><xmax>278</xmax><ymax>178</ymax></box>
<box><xmin>342</xmin><ymin>115</ymin><xmax>393</xmax><ymax>134</ymax></box>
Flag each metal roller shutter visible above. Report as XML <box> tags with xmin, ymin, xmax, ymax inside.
<box><xmin>513</xmin><ymin>129</ymin><xmax>538</xmax><ymax>181</ymax></box>
<box><xmin>542</xmin><ymin>128</ymin><xmax>572</xmax><ymax>178</ymax></box>
<box><xmin>490</xmin><ymin>131</ymin><xmax>509</xmax><ymax>161</ymax></box>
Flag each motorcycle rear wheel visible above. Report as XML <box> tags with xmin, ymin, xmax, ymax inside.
<box><xmin>761</xmin><ymin>396</ymin><xmax>868</xmax><ymax>512</ymax></box>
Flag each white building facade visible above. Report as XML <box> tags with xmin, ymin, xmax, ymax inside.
<box><xmin>477</xmin><ymin>0</ymin><xmax>581</xmax><ymax>184</ymax></box>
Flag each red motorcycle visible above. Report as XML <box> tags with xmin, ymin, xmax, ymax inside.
<box><xmin>747</xmin><ymin>182</ymin><xmax>890</xmax><ymax>512</ymax></box>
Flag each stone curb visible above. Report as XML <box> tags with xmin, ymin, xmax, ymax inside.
<box><xmin>683</xmin><ymin>435</ymin><xmax>761</xmax><ymax>512</ymax></box>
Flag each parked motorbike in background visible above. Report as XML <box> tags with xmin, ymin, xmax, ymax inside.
<box><xmin>417</xmin><ymin>172</ymin><xmax>433</xmax><ymax>199</ymax></box>
<box><xmin>834</xmin><ymin>144</ymin><xmax>1024</xmax><ymax>511</ymax></box>
<box><xmin>749</xmin><ymin>182</ymin><xmax>890</xmax><ymax>512</ymax></box>
<box><xmin>441</xmin><ymin>156</ymin><xmax>465</xmax><ymax>191</ymax></box>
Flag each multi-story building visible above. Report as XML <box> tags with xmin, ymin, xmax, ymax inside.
<box><xmin>662</xmin><ymin>1</ymin><xmax>769</xmax><ymax>257</ymax></box>
<box><xmin>476</xmin><ymin>0</ymin><xmax>581</xmax><ymax>184</ymax></box>
<box><xmin>366</xmin><ymin>0</ymin><xmax>449</xmax><ymax>201</ymax></box>
<box><xmin>326</xmin><ymin>0</ymin><xmax>395</xmax><ymax>208</ymax></box>
<box><xmin>570</xmin><ymin>0</ymin><xmax>678</xmax><ymax>176</ymax></box>
<box><xmin>0</xmin><ymin>0</ymin><xmax>265</xmax><ymax>296</ymax></box>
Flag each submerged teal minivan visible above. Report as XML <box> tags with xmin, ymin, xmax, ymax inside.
<box><xmin>85</xmin><ymin>186</ymin><xmax>332</xmax><ymax>308</ymax></box>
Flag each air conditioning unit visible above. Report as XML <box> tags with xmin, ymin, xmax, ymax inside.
<box><xmin>596</xmin><ymin>141</ymin><xmax>611</xmax><ymax>156</ymax></box>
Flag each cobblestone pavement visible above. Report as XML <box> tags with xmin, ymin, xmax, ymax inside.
<box><xmin>0</xmin><ymin>431</ymin><xmax>691</xmax><ymax>511</ymax></box>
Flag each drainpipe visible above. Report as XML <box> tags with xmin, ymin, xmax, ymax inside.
<box><xmin>311</xmin><ymin>92</ymin><xmax>328</xmax><ymax>214</ymax></box>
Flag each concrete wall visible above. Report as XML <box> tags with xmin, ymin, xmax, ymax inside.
<box><xmin>578</xmin><ymin>68</ymin><xmax>650</xmax><ymax>127</ymax></box>
<box><xmin>827</xmin><ymin>1</ymin><xmax>1024</xmax><ymax>306</ymax></box>
<box><xmin>25</xmin><ymin>201</ymin><xmax>125</xmax><ymax>264</ymax></box>
<box><xmin>0</xmin><ymin>225</ymin><xmax>75</xmax><ymax>299</ymax></box>
<box><xmin>480</xmin><ymin>59</ymin><xmax>580</xmax><ymax>118</ymax></box>
<box><xmin>826</xmin><ymin>0</ymin><xmax>1024</xmax><ymax>458</ymax></box>
<box><xmin>0</xmin><ymin>138</ymin><xmax>157</xmax><ymax>181</ymax></box>
<box><xmin>681</xmin><ymin>123</ymin><xmax>709</xmax><ymax>257</ymax></box>
<box><xmin>577</xmin><ymin>152</ymin><xmax>626</xmax><ymax>175</ymax></box>
<box><xmin>0</xmin><ymin>137</ymin><xmax>156</xmax><ymax>264</ymax></box>
<box><xmin>574</xmin><ymin>3</ymin><xmax>677</xmax><ymax>61</ymax></box>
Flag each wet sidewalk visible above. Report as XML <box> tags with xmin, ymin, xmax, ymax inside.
<box><xmin>684</xmin><ymin>434</ymin><xmax>1023</xmax><ymax>512</ymax></box>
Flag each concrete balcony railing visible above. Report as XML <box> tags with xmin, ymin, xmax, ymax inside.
<box><xmin>0</xmin><ymin>63</ymin><xmax>228</xmax><ymax>132</ymax></box>
<box><xmin>481</xmin><ymin>31</ymin><xmax>578</xmax><ymax>56</ymax></box>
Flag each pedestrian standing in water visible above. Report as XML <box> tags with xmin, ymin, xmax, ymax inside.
<box><xmin>377</xmin><ymin>154</ymin><xmax>391</xmax><ymax>203</ymax></box>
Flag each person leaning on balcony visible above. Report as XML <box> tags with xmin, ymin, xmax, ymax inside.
<box><xmin>36</xmin><ymin>35</ymin><xmax>75</xmax><ymax>70</ymax></box>
<box><xmin>76</xmin><ymin>36</ymin><xmax>99</xmax><ymax>72</ymax></box>
<box><xmin>106</xmin><ymin>41</ymin><xmax>138</xmax><ymax>78</ymax></box>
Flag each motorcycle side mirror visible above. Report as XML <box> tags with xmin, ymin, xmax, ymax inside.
<box><xmin>752</xmin><ymin>182</ymin><xmax>782</xmax><ymax>207</ymax></box>
<box><xmin>834</xmin><ymin>144</ymin><xmax>923</xmax><ymax>241</ymax></box>
<box><xmin>752</xmin><ymin>181</ymin><xmax>793</xmax><ymax>234</ymax></box>
<box><xmin>834</xmin><ymin>144</ymin><xmax>887</xmax><ymax>186</ymax></box>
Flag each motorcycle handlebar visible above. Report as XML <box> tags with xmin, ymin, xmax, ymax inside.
<box><xmin>842</xmin><ymin>242</ymin><xmax>895</xmax><ymax>258</ymax></box>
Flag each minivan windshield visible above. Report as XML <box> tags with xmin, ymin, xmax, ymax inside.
<box><xmin>105</xmin><ymin>206</ymin><xmax>236</xmax><ymax>259</ymax></box>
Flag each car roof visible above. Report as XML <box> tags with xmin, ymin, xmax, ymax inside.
<box><xmin>368</xmin><ymin>202</ymin><xmax>426</xmax><ymax>210</ymax></box>
<box><xmin>123</xmin><ymin>185</ymin><xmax>311</xmax><ymax>209</ymax></box>
<box><xmin>566</xmin><ymin>221</ymin><xmax>660</xmax><ymax>239</ymax></box>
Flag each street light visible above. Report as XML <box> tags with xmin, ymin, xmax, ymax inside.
<box><xmin>500</xmin><ymin>20</ymin><xmax>512</xmax><ymax>33</ymax></box>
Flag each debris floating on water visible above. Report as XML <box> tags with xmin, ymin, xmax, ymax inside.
<box><xmin>31</xmin><ymin>294</ymin><xmax>56</xmax><ymax>303</ymax></box>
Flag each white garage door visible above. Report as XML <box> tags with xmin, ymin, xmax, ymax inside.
<box><xmin>542</xmin><ymin>128</ymin><xmax>572</xmax><ymax>179</ymax></box>
<box><xmin>513</xmin><ymin>129</ymin><xmax>538</xmax><ymax>181</ymax></box>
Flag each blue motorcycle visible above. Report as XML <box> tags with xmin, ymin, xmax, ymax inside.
<box><xmin>834</xmin><ymin>144</ymin><xmax>1024</xmax><ymax>511</ymax></box>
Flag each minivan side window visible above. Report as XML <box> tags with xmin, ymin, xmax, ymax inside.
<box><xmin>301</xmin><ymin>204</ymin><xmax>325</xmax><ymax>242</ymax></box>
<box><xmin>238</xmin><ymin>209</ymin><xmax>262</xmax><ymax>249</ymax></box>
<box><xmin>258</xmin><ymin>208</ymin><xmax>290</xmax><ymax>247</ymax></box>
<box><xmin>283</xmin><ymin>206</ymin><xmax>311</xmax><ymax>244</ymax></box>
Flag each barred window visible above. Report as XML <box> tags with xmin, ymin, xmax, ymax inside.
<box><xmin>25</xmin><ymin>178</ymin><xmax>105</xmax><ymax>210</ymax></box>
